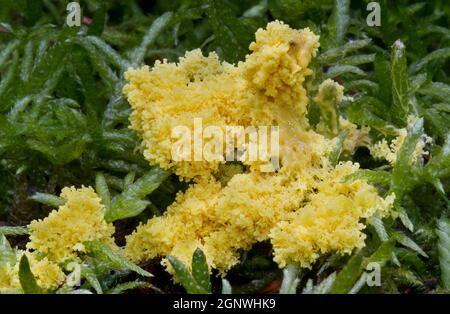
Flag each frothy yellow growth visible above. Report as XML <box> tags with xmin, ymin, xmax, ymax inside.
<box><xmin>125</xmin><ymin>179</ymin><xmax>222</xmax><ymax>266</ymax></box>
<box><xmin>27</xmin><ymin>186</ymin><xmax>115</xmax><ymax>263</ymax></box>
<box><xmin>0</xmin><ymin>251</ymin><xmax>65</xmax><ymax>292</ymax></box>
<box><xmin>370</xmin><ymin>127</ymin><xmax>431</xmax><ymax>165</ymax></box>
<box><xmin>25</xmin><ymin>252</ymin><xmax>66</xmax><ymax>290</ymax></box>
<box><xmin>123</xmin><ymin>50</ymin><xmax>239</xmax><ymax>180</ymax></box>
<box><xmin>0</xmin><ymin>262</ymin><xmax>20</xmax><ymax>293</ymax></box>
<box><xmin>123</xmin><ymin>21</ymin><xmax>393</xmax><ymax>272</ymax></box>
<box><xmin>242</xmin><ymin>22</ymin><xmax>319</xmax><ymax>117</ymax></box>
<box><xmin>339</xmin><ymin>117</ymin><xmax>370</xmax><ymax>155</ymax></box>
<box><xmin>370</xmin><ymin>129</ymin><xmax>406</xmax><ymax>164</ymax></box>
<box><xmin>270</xmin><ymin>162</ymin><xmax>394</xmax><ymax>268</ymax></box>
<box><xmin>123</xmin><ymin>21</ymin><xmax>320</xmax><ymax>180</ymax></box>
<box><xmin>314</xmin><ymin>79</ymin><xmax>344</xmax><ymax>137</ymax></box>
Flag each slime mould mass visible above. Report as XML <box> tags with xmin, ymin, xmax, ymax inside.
<box><xmin>122</xmin><ymin>21</ymin><xmax>394</xmax><ymax>273</ymax></box>
<box><xmin>0</xmin><ymin>22</ymin><xmax>395</xmax><ymax>291</ymax></box>
<box><xmin>1</xmin><ymin>187</ymin><xmax>115</xmax><ymax>292</ymax></box>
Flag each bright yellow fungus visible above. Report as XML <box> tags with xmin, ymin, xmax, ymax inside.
<box><xmin>123</xmin><ymin>21</ymin><xmax>394</xmax><ymax>273</ymax></box>
<box><xmin>27</xmin><ymin>186</ymin><xmax>115</xmax><ymax>264</ymax></box>
<box><xmin>370</xmin><ymin>125</ymin><xmax>431</xmax><ymax>165</ymax></box>
<box><xmin>0</xmin><ymin>251</ymin><xmax>65</xmax><ymax>292</ymax></box>
<box><xmin>370</xmin><ymin>129</ymin><xmax>407</xmax><ymax>164</ymax></box>
<box><xmin>314</xmin><ymin>79</ymin><xmax>344</xmax><ymax>137</ymax></box>
<box><xmin>339</xmin><ymin>117</ymin><xmax>370</xmax><ymax>155</ymax></box>
<box><xmin>270</xmin><ymin>162</ymin><xmax>395</xmax><ymax>268</ymax></box>
<box><xmin>1</xmin><ymin>186</ymin><xmax>115</xmax><ymax>292</ymax></box>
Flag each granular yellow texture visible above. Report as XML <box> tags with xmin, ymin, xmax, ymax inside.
<box><xmin>27</xmin><ymin>186</ymin><xmax>116</xmax><ymax>264</ymax></box>
<box><xmin>0</xmin><ymin>261</ymin><xmax>20</xmax><ymax>293</ymax></box>
<box><xmin>370</xmin><ymin>129</ymin><xmax>407</xmax><ymax>164</ymax></box>
<box><xmin>339</xmin><ymin>117</ymin><xmax>370</xmax><ymax>155</ymax></box>
<box><xmin>314</xmin><ymin>79</ymin><xmax>344</xmax><ymax>137</ymax></box>
<box><xmin>370</xmin><ymin>124</ymin><xmax>431</xmax><ymax>165</ymax></box>
<box><xmin>270</xmin><ymin>162</ymin><xmax>395</xmax><ymax>268</ymax></box>
<box><xmin>123</xmin><ymin>21</ymin><xmax>320</xmax><ymax>180</ymax></box>
<box><xmin>2</xmin><ymin>186</ymin><xmax>116</xmax><ymax>292</ymax></box>
<box><xmin>123</xmin><ymin>21</ymin><xmax>393</xmax><ymax>273</ymax></box>
<box><xmin>0</xmin><ymin>251</ymin><xmax>66</xmax><ymax>292</ymax></box>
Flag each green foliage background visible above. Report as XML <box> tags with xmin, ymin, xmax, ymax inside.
<box><xmin>0</xmin><ymin>0</ymin><xmax>449</xmax><ymax>294</ymax></box>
